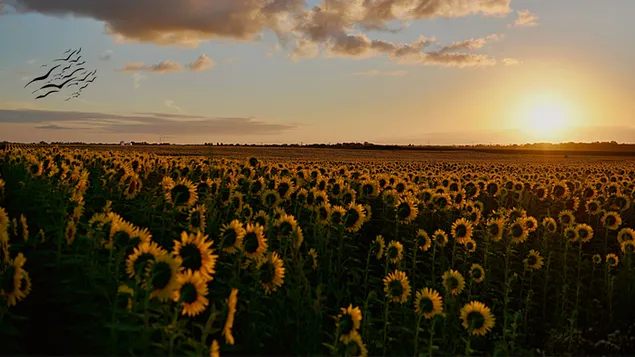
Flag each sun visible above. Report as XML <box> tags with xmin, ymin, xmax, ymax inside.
<box><xmin>520</xmin><ymin>96</ymin><xmax>573</xmax><ymax>142</ymax></box>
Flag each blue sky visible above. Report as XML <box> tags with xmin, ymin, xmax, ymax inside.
<box><xmin>0</xmin><ymin>0</ymin><xmax>634</xmax><ymax>144</ymax></box>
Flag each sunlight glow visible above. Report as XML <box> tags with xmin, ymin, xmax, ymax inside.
<box><xmin>518</xmin><ymin>93</ymin><xmax>575</xmax><ymax>142</ymax></box>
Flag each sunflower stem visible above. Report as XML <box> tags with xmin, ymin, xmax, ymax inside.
<box><xmin>427</xmin><ymin>319</ymin><xmax>436</xmax><ymax>357</ymax></box>
<box><xmin>382</xmin><ymin>298</ymin><xmax>390</xmax><ymax>355</ymax></box>
<box><xmin>414</xmin><ymin>313</ymin><xmax>423</xmax><ymax>357</ymax></box>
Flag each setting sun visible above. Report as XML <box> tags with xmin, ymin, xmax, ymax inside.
<box><xmin>516</xmin><ymin>92</ymin><xmax>576</xmax><ymax>142</ymax></box>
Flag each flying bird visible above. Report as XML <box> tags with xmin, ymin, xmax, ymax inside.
<box><xmin>53</xmin><ymin>49</ymin><xmax>78</xmax><ymax>62</ymax></box>
<box><xmin>68</xmin><ymin>56</ymin><xmax>83</xmax><ymax>63</ymax></box>
<box><xmin>36</xmin><ymin>77</ymin><xmax>80</xmax><ymax>92</ymax></box>
<box><xmin>64</xmin><ymin>48</ymin><xmax>72</xmax><ymax>54</ymax></box>
<box><xmin>61</xmin><ymin>68</ymin><xmax>85</xmax><ymax>80</ymax></box>
<box><xmin>35</xmin><ymin>90</ymin><xmax>59</xmax><ymax>100</ymax></box>
<box><xmin>24</xmin><ymin>65</ymin><xmax>61</xmax><ymax>88</ymax></box>
<box><xmin>40</xmin><ymin>64</ymin><xmax>47</xmax><ymax>68</ymax></box>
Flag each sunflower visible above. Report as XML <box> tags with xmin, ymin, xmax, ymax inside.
<box><xmin>551</xmin><ymin>182</ymin><xmax>569</xmax><ymax>200</ymax></box>
<box><xmin>576</xmin><ymin>224</ymin><xmax>594</xmax><ymax>243</ymax></box>
<box><xmin>261</xmin><ymin>189</ymin><xmax>282</xmax><ymax>208</ymax></box>
<box><xmin>19</xmin><ymin>214</ymin><xmax>28</xmax><ymax>241</ymax></box>
<box><xmin>65</xmin><ymin>220</ymin><xmax>77</xmax><ymax>245</ymax></box>
<box><xmin>460</xmin><ymin>301</ymin><xmax>496</xmax><ymax>336</ymax></box>
<box><xmin>383</xmin><ymin>269</ymin><xmax>411</xmax><ymax>304</ymax></box>
<box><xmin>252</xmin><ymin>210</ymin><xmax>270</xmax><ymax>229</ymax></box>
<box><xmin>187</xmin><ymin>204</ymin><xmax>207</xmax><ymax>234</ymax></box>
<box><xmin>463</xmin><ymin>238</ymin><xmax>477</xmax><ymax>253</ymax></box>
<box><xmin>558</xmin><ymin>210</ymin><xmax>575</xmax><ymax>227</ymax></box>
<box><xmin>602</xmin><ymin>211</ymin><xmax>622</xmax><ymax>231</ymax></box>
<box><xmin>523</xmin><ymin>216</ymin><xmax>538</xmax><ymax>233</ymax></box>
<box><xmin>274</xmin><ymin>214</ymin><xmax>298</xmax><ymax>238</ymax></box>
<box><xmin>486</xmin><ymin>218</ymin><xmax>504</xmax><ymax>242</ymax></box>
<box><xmin>173</xmin><ymin>231</ymin><xmax>217</xmax><ymax>281</ymax></box>
<box><xmin>145</xmin><ymin>252</ymin><xmax>182</xmax><ymax>302</ymax></box>
<box><xmin>563</xmin><ymin>226</ymin><xmax>579</xmax><ymax>243</ymax></box>
<box><xmin>344</xmin><ymin>203</ymin><xmax>366</xmax><ymax>233</ymax></box>
<box><xmin>524</xmin><ymin>250</ymin><xmax>544</xmax><ymax>270</ymax></box>
<box><xmin>382</xmin><ymin>189</ymin><xmax>400</xmax><ymax>207</ymax></box>
<box><xmin>0</xmin><ymin>256</ymin><xmax>26</xmax><ymax>307</ymax></box>
<box><xmin>337</xmin><ymin>304</ymin><xmax>363</xmax><ymax>343</ymax></box>
<box><xmin>621</xmin><ymin>240</ymin><xmax>635</xmax><ymax>254</ymax></box>
<box><xmin>469</xmin><ymin>264</ymin><xmax>485</xmax><ymax>283</ymax></box>
<box><xmin>106</xmin><ymin>219</ymin><xmax>137</xmax><ymax>250</ymax></box>
<box><xmin>442</xmin><ymin>269</ymin><xmax>465</xmax><ymax>296</ymax></box>
<box><xmin>256</xmin><ymin>251</ymin><xmax>285</xmax><ymax>295</ymax></box>
<box><xmin>509</xmin><ymin>219</ymin><xmax>529</xmax><ymax>244</ymax></box>
<box><xmin>223</xmin><ymin>288</ymin><xmax>239</xmax><ymax>345</ymax></box>
<box><xmin>126</xmin><ymin>241</ymin><xmax>167</xmax><ymax>280</ymax></box>
<box><xmin>308</xmin><ymin>248</ymin><xmax>318</xmax><ymax>270</ymax></box>
<box><xmin>414</xmin><ymin>287</ymin><xmax>444</xmax><ymax>319</ymax></box>
<box><xmin>315</xmin><ymin>203</ymin><xmax>331</xmax><ymax>225</ymax></box>
<box><xmin>386</xmin><ymin>240</ymin><xmax>404</xmax><ymax>264</ymax></box>
<box><xmin>585</xmin><ymin>200</ymin><xmax>601</xmax><ymax>215</ymax></box>
<box><xmin>606</xmin><ymin>253</ymin><xmax>619</xmax><ymax>268</ymax></box>
<box><xmin>173</xmin><ymin>270</ymin><xmax>209</xmax><ymax>317</ymax></box>
<box><xmin>542</xmin><ymin>217</ymin><xmax>557</xmax><ymax>234</ymax></box>
<box><xmin>341</xmin><ymin>330</ymin><xmax>368</xmax><ymax>357</ymax></box>
<box><xmin>433</xmin><ymin>229</ymin><xmax>449</xmax><ymax>248</ymax></box>
<box><xmin>451</xmin><ymin>218</ymin><xmax>474</xmax><ymax>244</ymax></box>
<box><xmin>371</xmin><ymin>235</ymin><xmax>386</xmax><ymax>259</ymax></box>
<box><xmin>592</xmin><ymin>254</ymin><xmax>602</xmax><ymax>264</ymax></box>
<box><xmin>165</xmin><ymin>177</ymin><xmax>198</xmax><ymax>211</ymax></box>
<box><xmin>617</xmin><ymin>227</ymin><xmax>635</xmax><ymax>244</ymax></box>
<box><xmin>416</xmin><ymin>229</ymin><xmax>432</xmax><ymax>252</ymax></box>
<box><xmin>243</xmin><ymin>223</ymin><xmax>268</xmax><ymax>260</ymax></box>
<box><xmin>220</xmin><ymin>220</ymin><xmax>246</xmax><ymax>254</ymax></box>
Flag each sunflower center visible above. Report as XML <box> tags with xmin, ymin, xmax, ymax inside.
<box><xmin>277</xmin><ymin>183</ymin><xmax>290</xmax><ymax>197</ymax></box>
<box><xmin>419</xmin><ymin>297</ymin><xmax>433</xmax><ymax>313</ymax></box>
<box><xmin>279</xmin><ymin>221</ymin><xmax>293</xmax><ymax>236</ymax></box>
<box><xmin>180</xmin><ymin>243</ymin><xmax>203</xmax><ymax>272</ymax></box>
<box><xmin>387</xmin><ymin>246</ymin><xmax>398</xmax><ymax>259</ymax></box>
<box><xmin>244</xmin><ymin>232</ymin><xmax>259</xmax><ymax>253</ymax></box>
<box><xmin>388</xmin><ymin>279</ymin><xmax>404</xmax><ymax>297</ymax></box>
<box><xmin>511</xmin><ymin>224</ymin><xmax>524</xmax><ymax>238</ymax></box>
<box><xmin>447</xmin><ymin>277</ymin><xmax>459</xmax><ymax>290</ymax></box>
<box><xmin>489</xmin><ymin>224</ymin><xmax>500</xmax><ymax>236</ymax></box>
<box><xmin>189</xmin><ymin>212</ymin><xmax>202</xmax><ymax>228</ymax></box>
<box><xmin>554</xmin><ymin>186</ymin><xmax>566</xmax><ymax>198</ymax></box>
<box><xmin>397</xmin><ymin>203</ymin><xmax>411</xmax><ymax>220</ymax></box>
<box><xmin>171</xmin><ymin>185</ymin><xmax>191</xmax><ymax>206</ymax></box>
<box><xmin>578</xmin><ymin>229</ymin><xmax>588</xmax><ymax>239</ymax></box>
<box><xmin>150</xmin><ymin>261</ymin><xmax>173</xmax><ymax>290</ymax></box>
<box><xmin>180</xmin><ymin>282</ymin><xmax>198</xmax><ymax>304</ymax></box>
<box><xmin>345</xmin><ymin>210</ymin><xmax>360</xmax><ymax>228</ymax></box>
<box><xmin>339</xmin><ymin>314</ymin><xmax>354</xmax><ymax>334</ymax></box>
<box><xmin>342</xmin><ymin>192</ymin><xmax>353</xmax><ymax>204</ymax></box>
<box><xmin>527</xmin><ymin>255</ymin><xmax>538</xmax><ymax>266</ymax></box>
<box><xmin>260</xmin><ymin>261</ymin><xmax>275</xmax><ymax>283</ymax></box>
<box><xmin>265</xmin><ymin>193</ymin><xmax>278</xmax><ymax>206</ymax></box>
<box><xmin>362</xmin><ymin>183</ymin><xmax>374</xmax><ymax>195</ymax></box>
<box><xmin>471</xmin><ymin>268</ymin><xmax>482</xmax><ymax>279</ymax></box>
<box><xmin>606</xmin><ymin>216</ymin><xmax>616</xmax><ymax>226</ymax></box>
<box><xmin>223</xmin><ymin>229</ymin><xmax>237</xmax><ymax>247</ymax></box>
<box><xmin>466</xmin><ymin>311</ymin><xmax>485</xmax><ymax>330</ymax></box>
<box><xmin>318</xmin><ymin>207</ymin><xmax>328</xmax><ymax>221</ymax></box>
<box><xmin>417</xmin><ymin>236</ymin><xmax>428</xmax><ymax>247</ymax></box>
<box><xmin>456</xmin><ymin>225</ymin><xmax>467</xmax><ymax>238</ymax></box>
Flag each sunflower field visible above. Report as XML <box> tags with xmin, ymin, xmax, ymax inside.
<box><xmin>1</xmin><ymin>146</ymin><xmax>635</xmax><ymax>356</ymax></box>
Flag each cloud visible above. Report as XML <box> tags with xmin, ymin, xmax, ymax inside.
<box><xmin>397</xmin><ymin>52</ymin><xmax>497</xmax><ymax>68</ymax></box>
<box><xmin>353</xmin><ymin>70</ymin><xmax>407</xmax><ymax>76</ymax></box>
<box><xmin>165</xmin><ymin>100</ymin><xmax>182</xmax><ymax>113</ymax></box>
<box><xmin>99</xmin><ymin>50</ymin><xmax>113</xmax><ymax>61</ymax></box>
<box><xmin>118</xmin><ymin>62</ymin><xmax>148</xmax><ymax>72</ymax></box>
<box><xmin>148</xmin><ymin>60</ymin><xmax>182</xmax><ymax>73</ymax></box>
<box><xmin>509</xmin><ymin>10</ymin><xmax>538</xmax><ymax>28</ymax></box>
<box><xmin>0</xmin><ymin>108</ymin><xmax>296</xmax><ymax>136</ymax></box>
<box><xmin>186</xmin><ymin>54</ymin><xmax>215</xmax><ymax>72</ymax></box>
<box><xmin>35</xmin><ymin>124</ymin><xmax>78</xmax><ymax>130</ymax></box>
<box><xmin>438</xmin><ymin>34</ymin><xmax>503</xmax><ymax>53</ymax></box>
<box><xmin>503</xmin><ymin>58</ymin><xmax>521</xmax><ymax>66</ymax></box>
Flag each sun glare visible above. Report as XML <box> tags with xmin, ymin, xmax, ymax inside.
<box><xmin>519</xmin><ymin>95</ymin><xmax>573</xmax><ymax>142</ymax></box>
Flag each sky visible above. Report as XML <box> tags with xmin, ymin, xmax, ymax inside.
<box><xmin>0</xmin><ymin>0</ymin><xmax>634</xmax><ymax>145</ymax></box>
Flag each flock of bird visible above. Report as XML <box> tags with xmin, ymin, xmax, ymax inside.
<box><xmin>24</xmin><ymin>48</ymin><xmax>98</xmax><ymax>101</ymax></box>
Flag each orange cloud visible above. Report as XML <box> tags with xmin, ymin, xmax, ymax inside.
<box><xmin>509</xmin><ymin>10</ymin><xmax>539</xmax><ymax>27</ymax></box>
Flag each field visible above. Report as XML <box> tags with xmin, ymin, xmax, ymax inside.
<box><xmin>1</xmin><ymin>145</ymin><xmax>635</xmax><ymax>356</ymax></box>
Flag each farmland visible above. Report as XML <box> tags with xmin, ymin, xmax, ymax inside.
<box><xmin>1</xmin><ymin>145</ymin><xmax>635</xmax><ymax>356</ymax></box>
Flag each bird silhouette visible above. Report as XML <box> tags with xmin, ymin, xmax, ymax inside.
<box><xmin>35</xmin><ymin>90</ymin><xmax>59</xmax><ymax>100</ymax></box>
<box><xmin>54</xmin><ymin>49</ymin><xmax>78</xmax><ymax>62</ymax></box>
<box><xmin>24</xmin><ymin>65</ymin><xmax>61</xmax><ymax>88</ymax></box>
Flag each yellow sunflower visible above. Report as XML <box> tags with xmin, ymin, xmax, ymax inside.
<box><xmin>371</xmin><ymin>235</ymin><xmax>386</xmax><ymax>259</ymax></box>
<box><xmin>433</xmin><ymin>229</ymin><xmax>449</xmax><ymax>248</ymax></box>
<box><xmin>383</xmin><ymin>269</ymin><xmax>411</xmax><ymax>304</ymax></box>
<box><xmin>523</xmin><ymin>216</ymin><xmax>538</xmax><ymax>233</ymax></box>
<box><xmin>173</xmin><ymin>270</ymin><xmax>209</xmax><ymax>317</ymax></box>
<box><xmin>509</xmin><ymin>218</ymin><xmax>529</xmax><ymax>244</ymax></box>
<box><xmin>220</xmin><ymin>219</ymin><xmax>246</xmax><ymax>254</ymax></box>
<box><xmin>592</xmin><ymin>254</ymin><xmax>602</xmax><ymax>264</ymax></box>
<box><xmin>463</xmin><ymin>238</ymin><xmax>477</xmax><ymax>253</ymax></box>
<box><xmin>145</xmin><ymin>252</ymin><xmax>182</xmax><ymax>302</ymax></box>
<box><xmin>542</xmin><ymin>217</ymin><xmax>557</xmax><ymax>234</ymax></box>
<box><xmin>564</xmin><ymin>226</ymin><xmax>578</xmax><ymax>243</ymax></box>
<box><xmin>469</xmin><ymin>264</ymin><xmax>485</xmax><ymax>283</ymax></box>
<box><xmin>223</xmin><ymin>288</ymin><xmax>239</xmax><ymax>345</ymax></box>
<box><xmin>385</xmin><ymin>240</ymin><xmax>404</xmax><ymax>264</ymax></box>
<box><xmin>620</xmin><ymin>240</ymin><xmax>635</xmax><ymax>254</ymax></box>
<box><xmin>606</xmin><ymin>253</ymin><xmax>619</xmax><ymax>268</ymax></box>
<box><xmin>126</xmin><ymin>241</ymin><xmax>167</xmax><ymax>280</ymax></box>
<box><xmin>242</xmin><ymin>223</ymin><xmax>268</xmax><ymax>260</ymax></box>
<box><xmin>416</xmin><ymin>229</ymin><xmax>432</xmax><ymax>252</ymax></box>
<box><xmin>414</xmin><ymin>288</ymin><xmax>444</xmax><ymax>319</ymax></box>
<box><xmin>343</xmin><ymin>203</ymin><xmax>366</xmax><ymax>233</ymax></box>
<box><xmin>117</xmin><ymin>284</ymin><xmax>135</xmax><ymax>311</ymax></box>
<box><xmin>173</xmin><ymin>231</ymin><xmax>217</xmax><ymax>281</ymax></box>
<box><xmin>337</xmin><ymin>304</ymin><xmax>363</xmax><ymax>343</ymax></box>
<box><xmin>256</xmin><ymin>251</ymin><xmax>285</xmax><ymax>295</ymax></box>
<box><xmin>486</xmin><ymin>218</ymin><xmax>505</xmax><ymax>242</ymax></box>
<box><xmin>274</xmin><ymin>214</ymin><xmax>298</xmax><ymax>238</ymax></box>
<box><xmin>576</xmin><ymin>224</ymin><xmax>594</xmax><ymax>243</ymax></box>
<box><xmin>442</xmin><ymin>269</ymin><xmax>466</xmax><ymax>296</ymax></box>
<box><xmin>602</xmin><ymin>211</ymin><xmax>622</xmax><ymax>230</ymax></box>
<box><xmin>617</xmin><ymin>227</ymin><xmax>635</xmax><ymax>244</ymax></box>
<box><xmin>460</xmin><ymin>301</ymin><xmax>496</xmax><ymax>336</ymax></box>
<box><xmin>396</xmin><ymin>196</ymin><xmax>419</xmax><ymax>224</ymax></box>
<box><xmin>451</xmin><ymin>218</ymin><xmax>473</xmax><ymax>245</ymax></box>
<box><xmin>558</xmin><ymin>210</ymin><xmax>576</xmax><ymax>227</ymax></box>
<box><xmin>524</xmin><ymin>249</ymin><xmax>544</xmax><ymax>270</ymax></box>
<box><xmin>341</xmin><ymin>330</ymin><xmax>368</xmax><ymax>357</ymax></box>
<box><xmin>187</xmin><ymin>204</ymin><xmax>207</xmax><ymax>234</ymax></box>
<box><xmin>165</xmin><ymin>177</ymin><xmax>199</xmax><ymax>211</ymax></box>
<box><xmin>329</xmin><ymin>205</ymin><xmax>347</xmax><ymax>227</ymax></box>
<box><xmin>308</xmin><ymin>248</ymin><xmax>318</xmax><ymax>270</ymax></box>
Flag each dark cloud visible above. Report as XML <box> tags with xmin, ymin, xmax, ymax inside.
<box><xmin>0</xmin><ymin>108</ymin><xmax>295</xmax><ymax>136</ymax></box>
